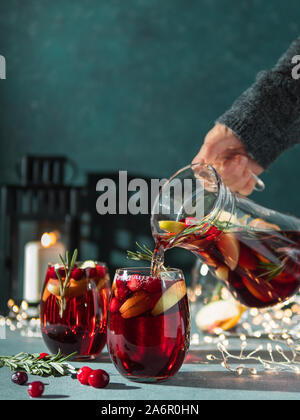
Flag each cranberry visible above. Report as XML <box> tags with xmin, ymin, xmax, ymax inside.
<box><xmin>71</xmin><ymin>268</ymin><xmax>84</xmax><ymax>281</ymax></box>
<box><xmin>38</xmin><ymin>353</ymin><xmax>49</xmax><ymax>360</ymax></box>
<box><xmin>49</xmin><ymin>266</ymin><xmax>66</xmax><ymax>279</ymax></box>
<box><xmin>115</xmin><ymin>280</ymin><xmax>130</xmax><ymax>300</ymax></box>
<box><xmin>143</xmin><ymin>277</ymin><xmax>162</xmax><ymax>293</ymax></box>
<box><xmin>96</xmin><ymin>265</ymin><xmax>107</xmax><ymax>278</ymax></box>
<box><xmin>11</xmin><ymin>371</ymin><xmax>28</xmax><ymax>385</ymax></box>
<box><xmin>127</xmin><ymin>275</ymin><xmax>146</xmax><ymax>292</ymax></box>
<box><xmin>28</xmin><ymin>381</ymin><xmax>44</xmax><ymax>398</ymax></box>
<box><xmin>77</xmin><ymin>366</ymin><xmax>93</xmax><ymax>385</ymax></box>
<box><xmin>88</xmin><ymin>369</ymin><xmax>110</xmax><ymax>389</ymax></box>
<box><xmin>184</xmin><ymin>217</ymin><xmax>198</xmax><ymax>227</ymax></box>
<box><xmin>110</xmin><ymin>297</ymin><xmax>121</xmax><ymax>313</ymax></box>
<box><xmin>86</xmin><ymin>267</ymin><xmax>97</xmax><ymax>278</ymax></box>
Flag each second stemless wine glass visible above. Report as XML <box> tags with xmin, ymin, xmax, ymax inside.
<box><xmin>40</xmin><ymin>261</ymin><xmax>110</xmax><ymax>359</ymax></box>
<box><xmin>107</xmin><ymin>268</ymin><xmax>190</xmax><ymax>383</ymax></box>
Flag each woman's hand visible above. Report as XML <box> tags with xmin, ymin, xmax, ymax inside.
<box><xmin>192</xmin><ymin>123</ymin><xmax>264</xmax><ymax>196</ymax></box>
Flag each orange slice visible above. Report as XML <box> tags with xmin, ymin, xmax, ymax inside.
<box><xmin>242</xmin><ymin>276</ymin><xmax>278</xmax><ymax>303</ymax></box>
<box><xmin>217</xmin><ymin>233</ymin><xmax>240</xmax><ymax>271</ymax></box>
<box><xmin>119</xmin><ymin>291</ymin><xmax>157</xmax><ymax>319</ymax></box>
<box><xmin>215</xmin><ymin>266</ymin><xmax>229</xmax><ymax>282</ymax></box>
<box><xmin>47</xmin><ymin>278</ymin><xmax>88</xmax><ymax>299</ymax></box>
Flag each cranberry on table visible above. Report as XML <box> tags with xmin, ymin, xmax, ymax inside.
<box><xmin>88</xmin><ymin>369</ymin><xmax>110</xmax><ymax>389</ymax></box>
<box><xmin>11</xmin><ymin>371</ymin><xmax>28</xmax><ymax>385</ymax></box>
<box><xmin>28</xmin><ymin>381</ymin><xmax>45</xmax><ymax>398</ymax></box>
<box><xmin>38</xmin><ymin>353</ymin><xmax>49</xmax><ymax>360</ymax></box>
<box><xmin>77</xmin><ymin>366</ymin><xmax>93</xmax><ymax>385</ymax></box>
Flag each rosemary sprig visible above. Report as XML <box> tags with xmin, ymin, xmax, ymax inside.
<box><xmin>127</xmin><ymin>242</ymin><xmax>170</xmax><ymax>271</ymax></box>
<box><xmin>55</xmin><ymin>249</ymin><xmax>78</xmax><ymax>318</ymax></box>
<box><xmin>0</xmin><ymin>350</ymin><xmax>77</xmax><ymax>377</ymax></box>
<box><xmin>127</xmin><ymin>242</ymin><xmax>153</xmax><ymax>263</ymax></box>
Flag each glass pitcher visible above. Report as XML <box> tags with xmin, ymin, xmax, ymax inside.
<box><xmin>151</xmin><ymin>164</ymin><xmax>300</xmax><ymax>308</ymax></box>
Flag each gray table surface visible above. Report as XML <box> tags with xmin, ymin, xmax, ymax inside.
<box><xmin>1</xmin><ymin>330</ymin><xmax>300</xmax><ymax>400</ymax></box>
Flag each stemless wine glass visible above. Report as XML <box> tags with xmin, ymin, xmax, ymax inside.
<box><xmin>107</xmin><ymin>268</ymin><xmax>190</xmax><ymax>383</ymax></box>
<box><xmin>40</xmin><ymin>261</ymin><xmax>110</xmax><ymax>359</ymax></box>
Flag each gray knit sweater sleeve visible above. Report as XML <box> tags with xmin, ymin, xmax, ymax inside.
<box><xmin>217</xmin><ymin>37</ymin><xmax>300</xmax><ymax>168</ymax></box>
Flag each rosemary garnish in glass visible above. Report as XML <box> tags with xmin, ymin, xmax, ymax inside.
<box><xmin>55</xmin><ymin>249</ymin><xmax>78</xmax><ymax>318</ymax></box>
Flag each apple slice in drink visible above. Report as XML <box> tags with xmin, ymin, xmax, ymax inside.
<box><xmin>47</xmin><ymin>278</ymin><xmax>88</xmax><ymax>298</ymax></box>
<box><xmin>151</xmin><ymin>280</ymin><xmax>186</xmax><ymax>316</ymax></box>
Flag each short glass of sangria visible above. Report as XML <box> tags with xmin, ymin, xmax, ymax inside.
<box><xmin>107</xmin><ymin>268</ymin><xmax>190</xmax><ymax>383</ymax></box>
<box><xmin>40</xmin><ymin>260</ymin><xmax>110</xmax><ymax>359</ymax></box>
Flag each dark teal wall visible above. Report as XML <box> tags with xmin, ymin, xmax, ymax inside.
<box><xmin>0</xmin><ymin>0</ymin><xmax>300</xmax><ymax>216</ymax></box>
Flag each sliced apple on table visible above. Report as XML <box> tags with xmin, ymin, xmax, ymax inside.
<box><xmin>151</xmin><ymin>280</ymin><xmax>187</xmax><ymax>316</ymax></box>
<box><xmin>217</xmin><ymin>233</ymin><xmax>240</xmax><ymax>271</ymax></box>
<box><xmin>158</xmin><ymin>220</ymin><xmax>186</xmax><ymax>234</ymax></box>
<box><xmin>119</xmin><ymin>291</ymin><xmax>158</xmax><ymax>319</ymax></box>
<box><xmin>195</xmin><ymin>299</ymin><xmax>246</xmax><ymax>332</ymax></box>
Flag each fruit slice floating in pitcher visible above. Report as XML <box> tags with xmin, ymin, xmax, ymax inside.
<box><xmin>249</xmin><ymin>218</ymin><xmax>280</xmax><ymax>231</ymax></box>
<box><xmin>195</xmin><ymin>299</ymin><xmax>246</xmax><ymax>332</ymax></box>
<box><xmin>242</xmin><ymin>274</ymin><xmax>279</xmax><ymax>303</ymax></box>
<box><xmin>158</xmin><ymin>221</ymin><xmax>186</xmax><ymax>234</ymax></box>
<box><xmin>151</xmin><ymin>280</ymin><xmax>186</xmax><ymax>316</ymax></box>
<box><xmin>215</xmin><ymin>266</ymin><xmax>229</xmax><ymax>282</ymax></box>
<box><xmin>217</xmin><ymin>233</ymin><xmax>240</xmax><ymax>271</ymax></box>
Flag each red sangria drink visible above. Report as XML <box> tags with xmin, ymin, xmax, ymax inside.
<box><xmin>107</xmin><ymin>268</ymin><xmax>190</xmax><ymax>382</ymax></box>
<box><xmin>155</xmin><ymin>220</ymin><xmax>300</xmax><ymax>309</ymax></box>
<box><xmin>40</xmin><ymin>258</ymin><xmax>110</xmax><ymax>359</ymax></box>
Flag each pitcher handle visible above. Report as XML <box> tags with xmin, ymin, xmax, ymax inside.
<box><xmin>252</xmin><ymin>173</ymin><xmax>265</xmax><ymax>192</ymax></box>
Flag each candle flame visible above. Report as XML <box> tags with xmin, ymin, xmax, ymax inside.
<box><xmin>41</xmin><ymin>232</ymin><xmax>57</xmax><ymax>248</ymax></box>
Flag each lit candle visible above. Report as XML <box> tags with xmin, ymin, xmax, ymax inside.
<box><xmin>23</xmin><ymin>232</ymin><xmax>66</xmax><ymax>303</ymax></box>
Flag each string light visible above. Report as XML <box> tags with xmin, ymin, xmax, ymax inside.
<box><xmin>1</xmin><ymin>299</ymin><xmax>41</xmax><ymax>337</ymax></box>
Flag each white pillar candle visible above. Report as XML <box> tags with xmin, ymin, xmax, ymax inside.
<box><xmin>24</xmin><ymin>240</ymin><xmax>66</xmax><ymax>303</ymax></box>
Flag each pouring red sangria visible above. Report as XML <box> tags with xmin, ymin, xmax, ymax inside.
<box><xmin>150</xmin><ymin>164</ymin><xmax>300</xmax><ymax>309</ymax></box>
